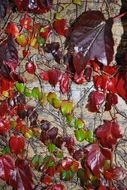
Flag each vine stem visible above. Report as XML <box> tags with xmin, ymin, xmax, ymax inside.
<box><xmin>113</xmin><ymin>12</ymin><xmax>127</xmax><ymax>21</ymax></box>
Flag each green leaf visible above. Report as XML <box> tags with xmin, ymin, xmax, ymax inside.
<box><xmin>32</xmin><ymin>155</ymin><xmax>43</xmax><ymax>168</ymax></box>
<box><xmin>15</xmin><ymin>83</ymin><xmax>25</xmax><ymax>93</ymax></box>
<box><xmin>61</xmin><ymin>100</ymin><xmax>74</xmax><ymax>116</ymax></box>
<box><xmin>48</xmin><ymin>143</ymin><xmax>56</xmax><ymax>153</ymax></box>
<box><xmin>75</xmin><ymin>129</ymin><xmax>86</xmax><ymax>142</ymax></box>
<box><xmin>60</xmin><ymin>170</ymin><xmax>75</xmax><ymax>181</ymax></box>
<box><xmin>32</xmin><ymin>87</ymin><xmax>42</xmax><ymax>100</ymax></box>
<box><xmin>24</xmin><ymin>87</ymin><xmax>32</xmax><ymax>97</ymax></box>
<box><xmin>66</xmin><ymin>114</ymin><xmax>76</xmax><ymax>127</ymax></box>
<box><xmin>84</xmin><ymin>130</ymin><xmax>94</xmax><ymax>143</ymax></box>
<box><xmin>47</xmin><ymin>159</ymin><xmax>56</xmax><ymax>168</ymax></box>
<box><xmin>56</xmin><ymin>151</ymin><xmax>63</xmax><ymax>158</ymax></box>
<box><xmin>37</xmin><ymin>37</ymin><xmax>45</xmax><ymax>46</ymax></box>
<box><xmin>43</xmin><ymin>156</ymin><xmax>56</xmax><ymax>168</ymax></box>
<box><xmin>77</xmin><ymin>168</ymin><xmax>85</xmax><ymax>186</ymax></box>
<box><xmin>52</xmin><ymin>98</ymin><xmax>61</xmax><ymax>109</ymax></box>
<box><xmin>73</xmin><ymin>0</ymin><xmax>81</xmax><ymax>5</ymax></box>
<box><xmin>2</xmin><ymin>146</ymin><xmax>10</xmax><ymax>154</ymax></box>
<box><xmin>75</xmin><ymin>118</ymin><xmax>85</xmax><ymax>129</ymax></box>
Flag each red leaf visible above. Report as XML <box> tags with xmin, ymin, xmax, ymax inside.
<box><xmin>74</xmin><ymin>70</ymin><xmax>84</xmax><ymax>84</ymax></box>
<box><xmin>0</xmin><ymin>101</ymin><xmax>8</xmax><ymax>117</ymax></box>
<box><xmin>40</xmin><ymin>26</ymin><xmax>52</xmax><ymax>40</ymax></box>
<box><xmin>94</xmin><ymin>75</ymin><xmax>116</xmax><ymax>93</ymax></box>
<box><xmin>0</xmin><ymin>155</ymin><xmax>15</xmax><ymax>182</ymax></box>
<box><xmin>102</xmin><ymin>65</ymin><xmax>118</xmax><ymax>75</ymax></box>
<box><xmin>40</xmin><ymin>70</ymin><xmax>49</xmax><ymax>81</ymax></box>
<box><xmin>112</xmin><ymin>167</ymin><xmax>126</xmax><ymax>180</ymax></box>
<box><xmin>46</xmin><ymin>183</ymin><xmax>65</xmax><ymax>190</ymax></box>
<box><xmin>91</xmin><ymin>59</ymin><xmax>101</xmax><ymax>72</ymax></box>
<box><xmin>20</xmin><ymin>14</ymin><xmax>32</xmax><ymax>30</ymax></box>
<box><xmin>87</xmin><ymin>91</ymin><xmax>105</xmax><ymax>112</ymax></box>
<box><xmin>9</xmin><ymin>135</ymin><xmax>26</xmax><ymax>154</ymax></box>
<box><xmin>61</xmin><ymin>157</ymin><xmax>73</xmax><ymax>170</ymax></box>
<box><xmin>6</xmin><ymin>22</ymin><xmax>19</xmax><ymax>38</ymax></box>
<box><xmin>98</xmin><ymin>185</ymin><xmax>107</xmax><ymax>190</ymax></box>
<box><xmin>85</xmin><ymin>143</ymin><xmax>112</xmax><ymax>177</ymax></box>
<box><xmin>96</xmin><ymin>120</ymin><xmax>122</xmax><ymax>148</ymax></box>
<box><xmin>68</xmin><ymin>11</ymin><xmax>114</xmax><ymax>73</ymax></box>
<box><xmin>53</xmin><ymin>19</ymin><xmax>67</xmax><ymax>36</ymax></box>
<box><xmin>60</xmin><ymin>73</ymin><xmax>71</xmax><ymax>94</ymax></box>
<box><xmin>0</xmin><ymin>119</ymin><xmax>10</xmax><ymax>135</ymax></box>
<box><xmin>14</xmin><ymin>158</ymin><xmax>34</xmax><ymax>190</ymax></box>
<box><xmin>25</xmin><ymin>61</ymin><xmax>36</xmax><ymax>74</ymax></box>
<box><xmin>48</xmin><ymin>69</ymin><xmax>61</xmax><ymax>87</ymax></box>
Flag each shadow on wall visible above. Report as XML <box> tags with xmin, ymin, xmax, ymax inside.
<box><xmin>115</xmin><ymin>0</ymin><xmax>127</xmax><ymax>65</ymax></box>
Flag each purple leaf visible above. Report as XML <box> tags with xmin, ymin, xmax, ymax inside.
<box><xmin>67</xmin><ymin>11</ymin><xmax>114</xmax><ymax>74</ymax></box>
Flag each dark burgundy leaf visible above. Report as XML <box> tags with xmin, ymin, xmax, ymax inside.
<box><xmin>53</xmin><ymin>136</ymin><xmax>63</xmax><ymax>149</ymax></box>
<box><xmin>115</xmin><ymin>71</ymin><xmax>127</xmax><ymax>101</ymax></box>
<box><xmin>47</xmin><ymin>127</ymin><xmax>58</xmax><ymax>140</ymax></box>
<box><xmin>84</xmin><ymin>66</ymin><xmax>92</xmax><ymax>82</ymax></box>
<box><xmin>28</xmin><ymin>109</ymin><xmax>38</xmax><ymax>126</ymax></box>
<box><xmin>14</xmin><ymin>0</ymin><xmax>53</xmax><ymax>13</ymax></box>
<box><xmin>67</xmin><ymin>11</ymin><xmax>114</xmax><ymax>74</ymax></box>
<box><xmin>17</xmin><ymin>104</ymin><xmax>27</xmax><ymax>119</ymax></box>
<box><xmin>16</xmin><ymin>93</ymin><xmax>26</xmax><ymax>105</ymax></box>
<box><xmin>11</xmin><ymin>159</ymin><xmax>34</xmax><ymax>190</ymax></box>
<box><xmin>0</xmin><ymin>35</ymin><xmax>18</xmax><ymax>72</ymax></box>
<box><xmin>96</xmin><ymin>120</ymin><xmax>122</xmax><ymax>148</ymax></box>
<box><xmin>86</xmin><ymin>91</ymin><xmax>105</xmax><ymax>112</ymax></box>
<box><xmin>64</xmin><ymin>136</ymin><xmax>75</xmax><ymax>153</ymax></box>
<box><xmin>45</xmin><ymin>42</ymin><xmax>62</xmax><ymax>63</ymax></box>
<box><xmin>40</xmin><ymin>120</ymin><xmax>51</xmax><ymax>131</ymax></box>
<box><xmin>45</xmin><ymin>42</ymin><xmax>60</xmax><ymax>53</ymax></box>
<box><xmin>73</xmin><ymin>149</ymin><xmax>83</xmax><ymax>161</ymax></box>
<box><xmin>72</xmin><ymin>52</ymin><xmax>87</xmax><ymax>75</ymax></box>
<box><xmin>105</xmin><ymin>92</ymin><xmax>118</xmax><ymax>111</ymax></box>
<box><xmin>0</xmin><ymin>0</ymin><xmax>11</xmax><ymax>18</ymax></box>
<box><xmin>85</xmin><ymin>143</ymin><xmax>112</xmax><ymax>177</ymax></box>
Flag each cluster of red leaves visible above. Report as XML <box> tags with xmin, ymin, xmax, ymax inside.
<box><xmin>0</xmin><ymin>155</ymin><xmax>34</xmax><ymax>190</ymax></box>
<box><xmin>0</xmin><ymin>2</ymin><xmax>127</xmax><ymax>190</ymax></box>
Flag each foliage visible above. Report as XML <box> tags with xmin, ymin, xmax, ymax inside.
<box><xmin>0</xmin><ymin>1</ymin><xmax>127</xmax><ymax>190</ymax></box>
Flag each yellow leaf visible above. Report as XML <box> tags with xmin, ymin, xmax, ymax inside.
<box><xmin>73</xmin><ymin>0</ymin><xmax>81</xmax><ymax>5</ymax></box>
<box><xmin>16</xmin><ymin>34</ymin><xmax>28</xmax><ymax>46</ymax></box>
<box><xmin>61</xmin><ymin>100</ymin><xmax>74</xmax><ymax>116</ymax></box>
<box><xmin>30</xmin><ymin>37</ymin><xmax>37</xmax><ymax>47</ymax></box>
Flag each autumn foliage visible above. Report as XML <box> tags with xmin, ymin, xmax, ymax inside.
<box><xmin>0</xmin><ymin>0</ymin><xmax>127</xmax><ymax>190</ymax></box>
